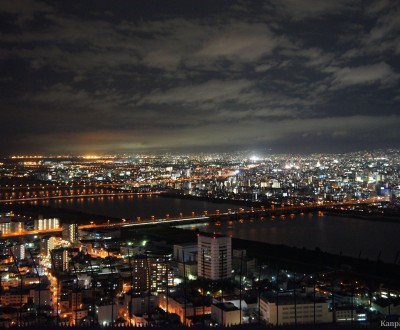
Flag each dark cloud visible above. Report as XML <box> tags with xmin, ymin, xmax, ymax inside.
<box><xmin>269</xmin><ymin>0</ymin><xmax>359</xmax><ymax>20</ymax></box>
<box><xmin>0</xmin><ymin>0</ymin><xmax>399</xmax><ymax>155</ymax></box>
<box><xmin>324</xmin><ymin>62</ymin><xmax>398</xmax><ymax>89</ymax></box>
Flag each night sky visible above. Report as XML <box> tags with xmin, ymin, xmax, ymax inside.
<box><xmin>1</xmin><ymin>0</ymin><xmax>399</xmax><ymax>156</ymax></box>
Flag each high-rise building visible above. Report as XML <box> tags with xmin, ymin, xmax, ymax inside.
<box><xmin>11</xmin><ymin>220</ymin><xmax>24</xmax><ymax>233</ymax></box>
<box><xmin>51</xmin><ymin>248</ymin><xmax>70</xmax><ymax>272</ymax></box>
<box><xmin>40</xmin><ymin>236</ymin><xmax>60</xmax><ymax>257</ymax></box>
<box><xmin>10</xmin><ymin>244</ymin><xmax>25</xmax><ymax>262</ymax></box>
<box><xmin>198</xmin><ymin>233</ymin><xmax>232</xmax><ymax>280</ymax></box>
<box><xmin>69</xmin><ymin>289</ymin><xmax>83</xmax><ymax>312</ymax></box>
<box><xmin>129</xmin><ymin>254</ymin><xmax>173</xmax><ymax>293</ymax></box>
<box><xmin>62</xmin><ymin>223</ymin><xmax>78</xmax><ymax>243</ymax></box>
<box><xmin>0</xmin><ymin>215</ymin><xmax>24</xmax><ymax>236</ymax></box>
<box><xmin>0</xmin><ymin>221</ymin><xmax>11</xmax><ymax>235</ymax></box>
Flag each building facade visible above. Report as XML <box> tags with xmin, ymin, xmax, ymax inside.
<box><xmin>62</xmin><ymin>223</ymin><xmax>78</xmax><ymax>243</ymax></box>
<box><xmin>198</xmin><ymin>233</ymin><xmax>232</xmax><ymax>280</ymax></box>
<box><xmin>211</xmin><ymin>302</ymin><xmax>240</xmax><ymax>326</ymax></box>
<box><xmin>34</xmin><ymin>217</ymin><xmax>60</xmax><ymax>231</ymax></box>
<box><xmin>259</xmin><ymin>295</ymin><xmax>331</xmax><ymax>326</ymax></box>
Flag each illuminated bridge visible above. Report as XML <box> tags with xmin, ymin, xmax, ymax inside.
<box><xmin>0</xmin><ymin>197</ymin><xmax>387</xmax><ymax>239</ymax></box>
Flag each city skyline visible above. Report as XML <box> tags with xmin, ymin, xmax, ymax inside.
<box><xmin>1</xmin><ymin>0</ymin><xmax>400</xmax><ymax>156</ymax></box>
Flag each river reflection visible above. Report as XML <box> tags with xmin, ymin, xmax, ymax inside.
<box><xmin>178</xmin><ymin>213</ymin><xmax>400</xmax><ymax>263</ymax></box>
<box><xmin>38</xmin><ymin>194</ymin><xmax>247</xmax><ymax>220</ymax></box>
<box><xmin>38</xmin><ymin>195</ymin><xmax>399</xmax><ymax>263</ymax></box>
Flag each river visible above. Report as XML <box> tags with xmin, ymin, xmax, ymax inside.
<box><xmin>37</xmin><ymin>195</ymin><xmax>400</xmax><ymax>263</ymax></box>
<box><xmin>177</xmin><ymin>213</ymin><xmax>400</xmax><ymax>263</ymax></box>
<box><xmin>36</xmin><ymin>194</ymin><xmax>245</xmax><ymax>220</ymax></box>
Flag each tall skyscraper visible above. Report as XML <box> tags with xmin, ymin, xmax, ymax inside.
<box><xmin>198</xmin><ymin>233</ymin><xmax>232</xmax><ymax>280</ymax></box>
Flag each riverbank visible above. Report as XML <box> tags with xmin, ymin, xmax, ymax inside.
<box><xmin>161</xmin><ymin>192</ymin><xmax>400</xmax><ymax>225</ymax></box>
<box><xmin>2</xmin><ymin>201</ymin><xmax>399</xmax><ymax>286</ymax></box>
<box><xmin>0</xmin><ymin>203</ymin><xmax>119</xmax><ymax>224</ymax></box>
<box><xmin>232</xmin><ymin>237</ymin><xmax>400</xmax><ymax>286</ymax></box>
<box><xmin>160</xmin><ymin>191</ymin><xmax>265</xmax><ymax>208</ymax></box>
<box><xmin>121</xmin><ymin>224</ymin><xmax>400</xmax><ymax>286</ymax></box>
<box><xmin>326</xmin><ymin>210</ymin><xmax>400</xmax><ymax>224</ymax></box>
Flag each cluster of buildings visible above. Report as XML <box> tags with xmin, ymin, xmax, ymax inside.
<box><xmin>0</xmin><ymin>150</ymin><xmax>399</xmax><ymax>327</ymax></box>
<box><xmin>0</xmin><ymin>216</ymin><xmax>399</xmax><ymax>328</ymax></box>
<box><xmin>0</xmin><ymin>212</ymin><xmax>69</xmax><ymax>237</ymax></box>
<box><xmin>1</xmin><ymin>149</ymin><xmax>399</xmax><ymax>206</ymax></box>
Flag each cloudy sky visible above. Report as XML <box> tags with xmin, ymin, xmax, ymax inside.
<box><xmin>1</xmin><ymin>0</ymin><xmax>399</xmax><ymax>156</ymax></box>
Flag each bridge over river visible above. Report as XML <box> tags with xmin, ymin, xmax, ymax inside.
<box><xmin>1</xmin><ymin>198</ymin><xmax>386</xmax><ymax>238</ymax></box>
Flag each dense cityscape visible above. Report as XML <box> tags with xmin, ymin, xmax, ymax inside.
<box><xmin>2</xmin><ymin>149</ymin><xmax>400</xmax><ymax>205</ymax></box>
<box><xmin>2</xmin><ymin>0</ymin><xmax>400</xmax><ymax>328</ymax></box>
<box><xmin>0</xmin><ymin>150</ymin><xmax>399</xmax><ymax>327</ymax></box>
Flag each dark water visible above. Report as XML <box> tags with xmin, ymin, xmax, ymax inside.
<box><xmin>179</xmin><ymin>214</ymin><xmax>400</xmax><ymax>263</ymax></box>
<box><xmin>38</xmin><ymin>194</ymin><xmax>245</xmax><ymax>220</ymax></box>
<box><xmin>38</xmin><ymin>195</ymin><xmax>400</xmax><ymax>263</ymax></box>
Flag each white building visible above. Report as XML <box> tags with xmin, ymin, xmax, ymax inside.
<box><xmin>41</xmin><ymin>236</ymin><xmax>61</xmax><ymax>257</ymax></box>
<box><xmin>211</xmin><ymin>302</ymin><xmax>240</xmax><ymax>326</ymax></box>
<box><xmin>198</xmin><ymin>233</ymin><xmax>231</xmax><ymax>280</ymax></box>
<box><xmin>0</xmin><ymin>221</ymin><xmax>11</xmax><ymax>235</ymax></box>
<box><xmin>62</xmin><ymin>223</ymin><xmax>78</xmax><ymax>243</ymax></box>
<box><xmin>259</xmin><ymin>295</ymin><xmax>331</xmax><ymax>326</ymax></box>
<box><xmin>0</xmin><ymin>219</ymin><xmax>24</xmax><ymax>235</ymax></box>
<box><xmin>173</xmin><ymin>242</ymin><xmax>198</xmax><ymax>263</ymax></box>
<box><xmin>34</xmin><ymin>217</ymin><xmax>60</xmax><ymax>230</ymax></box>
